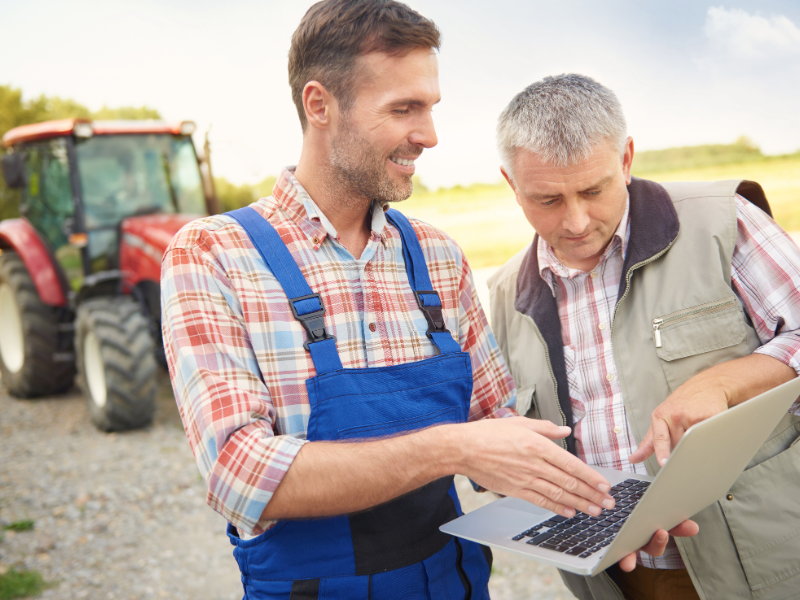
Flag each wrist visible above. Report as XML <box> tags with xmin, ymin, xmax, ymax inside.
<box><xmin>422</xmin><ymin>422</ymin><xmax>468</xmax><ymax>478</ymax></box>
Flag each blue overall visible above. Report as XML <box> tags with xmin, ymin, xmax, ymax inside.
<box><xmin>224</xmin><ymin>206</ymin><xmax>492</xmax><ymax>600</ymax></box>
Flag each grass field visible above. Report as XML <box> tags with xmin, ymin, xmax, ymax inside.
<box><xmin>402</xmin><ymin>155</ymin><xmax>800</xmax><ymax>269</ymax></box>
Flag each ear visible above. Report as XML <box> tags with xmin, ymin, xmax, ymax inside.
<box><xmin>500</xmin><ymin>166</ymin><xmax>521</xmax><ymax>204</ymax></box>
<box><xmin>302</xmin><ymin>81</ymin><xmax>335</xmax><ymax>131</ymax></box>
<box><xmin>622</xmin><ymin>137</ymin><xmax>634</xmax><ymax>184</ymax></box>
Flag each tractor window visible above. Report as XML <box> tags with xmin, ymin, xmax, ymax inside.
<box><xmin>75</xmin><ymin>134</ymin><xmax>205</xmax><ymax>273</ymax></box>
<box><xmin>75</xmin><ymin>134</ymin><xmax>205</xmax><ymax>230</ymax></box>
<box><xmin>22</xmin><ymin>138</ymin><xmax>74</xmax><ymax>252</ymax></box>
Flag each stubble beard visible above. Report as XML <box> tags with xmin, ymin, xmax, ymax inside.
<box><xmin>328</xmin><ymin>119</ymin><xmax>417</xmax><ymax>207</ymax></box>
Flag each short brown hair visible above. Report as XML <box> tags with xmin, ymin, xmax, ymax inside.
<box><xmin>288</xmin><ymin>0</ymin><xmax>441</xmax><ymax>131</ymax></box>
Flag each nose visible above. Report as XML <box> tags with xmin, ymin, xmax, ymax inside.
<box><xmin>410</xmin><ymin>110</ymin><xmax>438</xmax><ymax>149</ymax></box>
<box><xmin>562</xmin><ymin>199</ymin><xmax>591</xmax><ymax>235</ymax></box>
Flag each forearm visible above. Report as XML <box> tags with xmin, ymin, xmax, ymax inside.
<box><xmin>687</xmin><ymin>353</ymin><xmax>796</xmax><ymax>407</ymax></box>
<box><xmin>261</xmin><ymin>424</ymin><xmax>462</xmax><ymax>520</ymax></box>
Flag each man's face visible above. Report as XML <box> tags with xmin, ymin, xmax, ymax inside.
<box><xmin>329</xmin><ymin>48</ymin><xmax>440</xmax><ymax>204</ymax></box>
<box><xmin>503</xmin><ymin>138</ymin><xmax>634</xmax><ymax>271</ymax></box>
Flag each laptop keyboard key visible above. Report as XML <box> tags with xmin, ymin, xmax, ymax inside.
<box><xmin>527</xmin><ymin>531</ymin><xmax>556</xmax><ymax>545</ymax></box>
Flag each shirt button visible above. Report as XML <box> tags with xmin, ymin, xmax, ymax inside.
<box><xmin>614</xmin><ymin>426</ymin><xmax>622</xmax><ymax>434</ymax></box>
<box><xmin>590</xmin><ymin>271</ymin><xmax>598</xmax><ymax>279</ymax></box>
<box><xmin>368</xmin><ymin>323</ymin><xmax>377</xmax><ymax>332</ymax></box>
<box><xmin>312</xmin><ymin>236</ymin><xmax>320</xmax><ymax>245</ymax></box>
<box><xmin>598</xmin><ymin>323</ymin><xmax>606</xmax><ymax>330</ymax></box>
<box><xmin>606</xmin><ymin>373</ymin><xmax>614</xmax><ymax>381</ymax></box>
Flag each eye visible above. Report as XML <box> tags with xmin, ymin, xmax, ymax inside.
<box><xmin>585</xmin><ymin>190</ymin><xmax>602</xmax><ymax>197</ymax></box>
<box><xmin>541</xmin><ymin>198</ymin><xmax>559</xmax><ymax>207</ymax></box>
<box><xmin>393</xmin><ymin>108</ymin><xmax>410</xmax><ymax>115</ymax></box>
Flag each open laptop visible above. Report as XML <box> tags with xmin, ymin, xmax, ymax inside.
<box><xmin>440</xmin><ymin>377</ymin><xmax>800</xmax><ymax>576</ymax></box>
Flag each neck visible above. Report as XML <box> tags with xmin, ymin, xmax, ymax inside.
<box><xmin>295</xmin><ymin>151</ymin><xmax>373</xmax><ymax>259</ymax></box>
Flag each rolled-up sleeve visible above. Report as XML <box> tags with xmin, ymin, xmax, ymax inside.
<box><xmin>731</xmin><ymin>195</ymin><xmax>800</xmax><ymax>413</ymax></box>
<box><xmin>456</xmin><ymin>252</ymin><xmax>518</xmax><ymax>421</ymax></box>
<box><xmin>161</xmin><ymin>234</ymin><xmax>306</xmax><ymax>535</ymax></box>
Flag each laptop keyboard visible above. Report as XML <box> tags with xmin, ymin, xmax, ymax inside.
<box><xmin>511</xmin><ymin>478</ymin><xmax>650</xmax><ymax>559</ymax></box>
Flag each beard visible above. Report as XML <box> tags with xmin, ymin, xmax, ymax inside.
<box><xmin>329</xmin><ymin>119</ymin><xmax>419</xmax><ymax>205</ymax></box>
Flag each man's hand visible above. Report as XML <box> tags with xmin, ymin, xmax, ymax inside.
<box><xmin>629</xmin><ymin>354</ymin><xmax>796</xmax><ymax>467</ymax></box>
<box><xmin>458</xmin><ymin>417</ymin><xmax>615</xmax><ymax>518</ymax></box>
<box><xmin>617</xmin><ymin>520</ymin><xmax>700</xmax><ymax>572</ymax></box>
<box><xmin>628</xmin><ymin>379</ymin><xmax>728</xmax><ymax>467</ymax></box>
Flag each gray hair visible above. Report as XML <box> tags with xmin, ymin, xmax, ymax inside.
<box><xmin>497</xmin><ymin>74</ymin><xmax>627</xmax><ymax>178</ymax></box>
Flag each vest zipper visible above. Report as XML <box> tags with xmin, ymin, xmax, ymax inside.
<box><xmin>612</xmin><ymin>240</ymin><xmax>677</xmax><ymax>328</ymax></box>
<box><xmin>522</xmin><ymin>314</ymin><xmax>567</xmax><ymax>449</ymax></box>
<box><xmin>651</xmin><ymin>297</ymin><xmax>737</xmax><ymax>348</ymax></box>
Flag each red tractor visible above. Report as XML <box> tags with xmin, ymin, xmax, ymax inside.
<box><xmin>0</xmin><ymin>119</ymin><xmax>217</xmax><ymax>431</ymax></box>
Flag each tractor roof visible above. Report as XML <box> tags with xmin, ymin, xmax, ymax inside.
<box><xmin>2</xmin><ymin>119</ymin><xmax>196</xmax><ymax>148</ymax></box>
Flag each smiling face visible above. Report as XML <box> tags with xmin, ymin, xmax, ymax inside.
<box><xmin>328</xmin><ymin>47</ymin><xmax>440</xmax><ymax>204</ymax></box>
<box><xmin>503</xmin><ymin>138</ymin><xmax>634</xmax><ymax>271</ymax></box>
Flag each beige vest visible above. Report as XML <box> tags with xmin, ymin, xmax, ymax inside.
<box><xmin>488</xmin><ymin>179</ymin><xmax>800</xmax><ymax>600</ymax></box>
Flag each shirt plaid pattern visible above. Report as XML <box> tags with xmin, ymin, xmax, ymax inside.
<box><xmin>538</xmin><ymin>194</ymin><xmax>800</xmax><ymax>569</ymax></box>
<box><xmin>161</xmin><ymin>168</ymin><xmax>516</xmax><ymax>535</ymax></box>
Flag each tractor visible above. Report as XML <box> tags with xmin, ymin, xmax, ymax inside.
<box><xmin>0</xmin><ymin>118</ymin><xmax>218</xmax><ymax>431</ymax></box>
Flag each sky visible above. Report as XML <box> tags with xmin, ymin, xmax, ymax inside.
<box><xmin>2</xmin><ymin>0</ymin><xmax>800</xmax><ymax>189</ymax></box>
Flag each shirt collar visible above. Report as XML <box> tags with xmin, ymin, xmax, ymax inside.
<box><xmin>271</xmin><ymin>166</ymin><xmax>387</xmax><ymax>248</ymax></box>
<box><xmin>538</xmin><ymin>193</ymin><xmax>631</xmax><ymax>284</ymax></box>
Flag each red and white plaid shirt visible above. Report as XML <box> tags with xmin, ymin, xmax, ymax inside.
<box><xmin>161</xmin><ymin>168</ymin><xmax>516</xmax><ymax>535</ymax></box>
<box><xmin>538</xmin><ymin>194</ymin><xmax>800</xmax><ymax>569</ymax></box>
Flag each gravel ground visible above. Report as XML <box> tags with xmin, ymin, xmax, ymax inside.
<box><xmin>0</xmin><ymin>369</ymin><xmax>572</xmax><ymax>599</ymax></box>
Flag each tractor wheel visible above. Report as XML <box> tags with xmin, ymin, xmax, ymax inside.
<box><xmin>0</xmin><ymin>251</ymin><xmax>75</xmax><ymax>397</ymax></box>
<box><xmin>76</xmin><ymin>296</ymin><xmax>157</xmax><ymax>431</ymax></box>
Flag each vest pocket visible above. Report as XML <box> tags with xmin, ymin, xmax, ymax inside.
<box><xmin>517</xmin><ymin>384</ymin><xmax>538</xmax><ymax>418</ymax></box>
<box><xmin>653</xmin><ymin>298</ymin><xmax>747</xmax><ymax>392</ymax></box>
<box><xmin>719</xmin><ymin>425</ymin><xmax>800</xmax><ymax>592</ymax></box>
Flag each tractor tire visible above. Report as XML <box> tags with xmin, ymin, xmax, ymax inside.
<box><xmin>76</xmin><ymin>296</ymin><xmax>157</xmax><ymax>432</ymax></box>
<box><xmin>0</xmin><ymin>251</ymin><xmax>75</xmax><ymax>397</ymax></box>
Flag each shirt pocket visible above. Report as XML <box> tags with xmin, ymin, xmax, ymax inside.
<box><xmin>719</xmin><ymin>422</ymin><xmax>800</xmax><ymax>592</ymax></box>
<box><xmin>652</xmin><ymin>297</ymin><xmax>747</xmax><ymax>392</ymax></box>
<box><xmin>563</xmin><ymin>346</ymin><xmax>586</xmax><ymax>423</ymax></box>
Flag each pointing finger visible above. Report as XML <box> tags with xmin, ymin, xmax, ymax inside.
<box><xmin>629</xmin><ymin>428</ymin><xmax>654</xmax><ymax>464</ymax></box>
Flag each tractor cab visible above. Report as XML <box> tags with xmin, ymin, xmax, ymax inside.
<box><xmin>0</xmin><ymin>119</ymin><xmax>217</xmax><ymax>431</ymax></box>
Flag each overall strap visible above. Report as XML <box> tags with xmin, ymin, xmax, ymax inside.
<box><xmin>385</xmin><ymin>209</ymin><xmax>462</xmax><ymax>355</ymax></box>
<box><xmin>226</xmin><ymin>207</ymin><xmax>343</xmax><ymax>373</ymax></box>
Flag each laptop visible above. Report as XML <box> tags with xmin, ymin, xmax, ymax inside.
<box><xmin>440</xmin><ymin>377</ymin><xmax>800</xmax><ymax>576</ymax></box>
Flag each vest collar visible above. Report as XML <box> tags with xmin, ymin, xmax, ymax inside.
<box><xmin>513</xmin><ymin>177</ymin><xmax>679</xmax><ymax>454</ymax></box>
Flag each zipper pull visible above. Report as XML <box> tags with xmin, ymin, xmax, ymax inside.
<box><xmin>653</xmin><ymin>318</ymin><xmax>663</xmax><ymax>348</ymax></box>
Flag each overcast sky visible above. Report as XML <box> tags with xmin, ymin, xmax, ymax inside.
<box><xmin>3</xmin><ymin>0</ymin><xmax>799</xmax><ymax>188</ymax></box>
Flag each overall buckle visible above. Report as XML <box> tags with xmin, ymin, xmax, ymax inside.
<box><xmin>414</xmin><ymin>290</ymin><xmax>448</xmax><ymax>340</ymax></box>
<box><xmin>289</xmin><ymin>293</ymin><xmax>336</xmax><ymax>351</ymax></box>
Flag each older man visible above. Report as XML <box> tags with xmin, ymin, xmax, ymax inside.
<box><xmin>159</xmin><ymin>4</ymin><xmax>677</xmax><ymax>598</ymax></box>
<box><xmin>489</xmin><ymin>74</ymin><xmax>800</xmax><ymax>600</ymax></box>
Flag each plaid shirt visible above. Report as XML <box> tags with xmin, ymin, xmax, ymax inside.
<box><xmin>161</xmin><ymin>168</ymin><xmax>516</xmax><ymax>535</ymax></box>
<box><xmin>538</xmin><ymin>194</ymin><xmax>800</xmax><ymax>569</ymax></box>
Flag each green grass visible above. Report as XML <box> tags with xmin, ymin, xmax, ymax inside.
<box><xmin>0</xmin><ymin>569</ymin><xmax>47</xmax><ymax>600</ymax></box>
<box><xmin>401</xmin><ymin>153</ymin><xmax>800</xmax><ymax>269</ymax></box>
<box><xmin>1</xmin><ymin>521</ymin><xmax>34</xmax><ymax>533</ymax></box>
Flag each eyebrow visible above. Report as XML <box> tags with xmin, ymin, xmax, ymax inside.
<box><xmin>528</xmin><ymin>174</ymin><xmax>615</xmax><ymax>201</ymax></box>
<box><xmin>387</xmin><ymin>97</ymin><xmax>442</xmax><ymax>108</ymax></box>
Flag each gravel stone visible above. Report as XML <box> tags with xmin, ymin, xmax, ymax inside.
<box><xmin>1</xmin><ymin>370</ymin><xmax>573</xmax><ymax>599</ymax></box>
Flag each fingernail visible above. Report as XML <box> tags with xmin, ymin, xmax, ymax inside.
<box><xmin>563</xmin><ymin>507</ymin><xmax>576</xmax><ymax>518</ymax></box>
<box><xmin>587</xmin><ymin>505</ymin><xmax>601</xmax><ymax>516</ymax></box>
<box><xmin>602</xmin><ymin>498</ymin><xmax>615</xmax><ymax>509</ymax></box>
<box><xmin>597</xmin><ymin>483</ymin><xmax>610</xmax><ymax>493</ymax></box>
<box><xmin>659</xmin><ymin>457</ymin><xmax>668</xmax><ymax>467</ymax></box>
